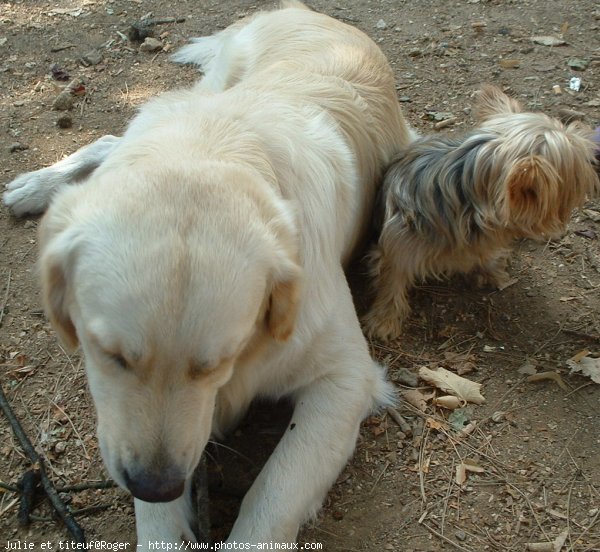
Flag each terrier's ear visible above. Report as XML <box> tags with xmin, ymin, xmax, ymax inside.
<box><xmin>474</xmin><ymin>85</ymin><xmax>522</xmax><ymax>121</ymax></box>
<box><xmin>505</xmin><ymin>156</ymin><xmax>560</xmax><ymax>227</ymax></box>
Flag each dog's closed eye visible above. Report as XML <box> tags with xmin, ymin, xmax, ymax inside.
<box><xmin>110</xmin><ymin>353</ymin><xmax>130</xmax><ymax>370</ymax></box>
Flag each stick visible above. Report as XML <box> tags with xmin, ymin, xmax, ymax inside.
<box><xmin>58</xmin><ymin>481</ymin><xmax>116</xmax><ymax>493</ymax></box>
<box><xmin>421</xmin><ymin>522</ymin><xmax>473</xmax><ymax>551</ymax></box>
<box><xmin>386</xmin><ymin>406</ymin><xmax>412</xmax><ymax>435</ymax></box>
<box><xmin>0</xmin><ymin>269</ymin><xmax>11</xmax><ymax>326</ymax></box>
<box><xmin>17</xmin><ymin>470</ymin><xmax>40</xmax><ymax>526</ymax></box>
<box><xmin>0</xmin><ymin>384</ymin><xmax>86</xmax><ymax>542</ymax></box>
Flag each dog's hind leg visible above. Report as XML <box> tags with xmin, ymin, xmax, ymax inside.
<box><xmin>226</xmin><ymin>277</ymin><xmax>395</xmax><ymax>544</ymax></box>
<box><xmin>3</xmin><ymin>134</ymin><xmax>120</xmax><ymax>217</ymax></box>
<box><xmin>134</xmin><ymin>477</ymin><xmax>198</xmax><ymax>551</ymax></box>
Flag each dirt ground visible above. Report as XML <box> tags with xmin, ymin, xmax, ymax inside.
<box><xmin>1</xmin><ymin>0</ymin><xmax>600</xmax><ymax>550</ymax></box>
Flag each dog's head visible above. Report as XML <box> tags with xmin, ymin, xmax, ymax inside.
<box><xmin>39</xmin><ymin>163</ymin><xmax>301</xmax><ymax>502</ymax></box>
<box><xmin>473</xmin><ymin>85</ymin><xmax>599</xmax><ymax>237</ymax></box>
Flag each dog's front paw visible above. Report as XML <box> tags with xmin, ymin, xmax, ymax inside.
<box><xmin>362</xmin><ymin>309</ymin><xmax>404</xmax><ymax>342</ymax></box>
<box><xmin>3</xmin><ymin>169</ymin><xmax>58</xmax><ymax>216</ymax></box>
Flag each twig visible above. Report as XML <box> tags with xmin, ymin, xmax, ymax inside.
<box><xmin>57</xmin><ymin>481</ymin><xmax>116</xmax><ymax>493</ymax></box>
<box><xmin>421</xmin><ymin>522</ymin><xmax>474</xmax><ymax>551</ymax></box>
<box><xmin>418</xmin><ymin>426</ymin><xmax>430</xmax><ymax>504</ymax></box>
<box><xmin>370</xmin><ymin>461</ymin><xmax>390</xmax><ymax>494</ymax></box>
<box><xmin>0</xmin><ymin>481</ymin><xmax>19</xmax><ymax>493</ymax></box>
<box><xmin>0</xmin><ymin>384</ymin><xmax>86</xmax><ymax>542</ymax></box>
<box><xmin>71</xmin><ymin>504</ymin><xmax>110</xmax><ymax>517</ymax></box>
<box><xmin>0</xmin><ymin>269</ymin><xmax>11</xmax><ymax>326</ymax></box>
<box><xmin>386</xmin><ymin>406</ymin><xmax>412</xmax><ymax>434</ymax></box>
<box><xmin>17</xmin><ymin>470</ymin><xmax>41</xmax><ymax>526</ymax></box>
<box><xmin>142</xmin><ymin>16</ymin><xmax>186</xmax><ymax>26</ymax></box>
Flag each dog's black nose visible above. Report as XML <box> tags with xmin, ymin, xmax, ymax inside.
<box><xmin>124</xmin><ymin>467</ymin><xmax>185</xmax><ymax>503</ymax></box>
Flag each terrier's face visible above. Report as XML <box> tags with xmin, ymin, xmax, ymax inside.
<box><xmin>474</xmin><ymin>86</ymin><xmax>599</xmax><ymax>238</ymax></box>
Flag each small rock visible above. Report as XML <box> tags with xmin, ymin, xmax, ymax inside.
<box><xmin>140</xmin><ymin>37</ymin><xmax>163</xmax><ymax>53</ymax></box>
<box><xmin>376</xmin><ymin>19</ymin><xmax>387</xmax><ymax>30</ymax></box>
<box><xmin>23</xmin><ymin>220</ymin><xmax>36</xmax><ymax>229</ymax></box>
<box><xmin>13</xmin><ymin>100</ymin><xmax>25</xmax><ymax>107</ymax></box>
<box><xmin>81</xmin><ymin>48</ymin><xmax>103</xmax><ymax>66</ymax></box>
<box><xmin>128</xmin><ymin>22</ymin><xmax>154</xmax><ymax>42</ymax></box>
<box><xmin>394</xmin><ymin>367</ymin><xmax>419</xmax><ymax>387</ymax></box>
<box><xmin>455</xmin><ymin>530</ymin><xmax>467</xmax><ymax>542</ymax></box>
<box><xmin>9</xmin><ymin>142</ymin><xmax>28</xmax><ymax>153</ymax></box>
<box><xmin>54</xmin><ymin>441</ymin><xmax>67</xmax><ymax>454</ymax></box>
<box><xmin>568</xmin><ymin>58</ymin><xmax>589</xmax><ymax>71</ymax></box>
<box><xmin>53</xmin><ymin>90</ymin><xmax>74</xmax><ymax>111</ymax></box>
<box><xmin>56</xmin><ymin>114</ymin><xmax>73</xmax><ymax>128</ymax></box>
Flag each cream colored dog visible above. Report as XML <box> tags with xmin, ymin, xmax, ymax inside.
<box><xmin>4</xmin><ymin>2</ymin><xmax>410</xmax><ymax>547</ymax></box>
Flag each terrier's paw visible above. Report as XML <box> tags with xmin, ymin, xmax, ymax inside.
<box><xmin>362</xmin><ymin>309</ymin><xmax>405</xmax><ymax>342</ymax></box>
<box><xmin>472</xmin><ymin>267</ymin><xmax>510</xmax><ymax>290</ymax></box>
<box><xmin>3</xmin><ymin>168</ymin><xmax>59</xmax><ymax>216</ymax></box>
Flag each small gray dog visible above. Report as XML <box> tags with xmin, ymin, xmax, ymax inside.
<box><xmin>363</xmin><ymin>85</ymin><xmax>599</xmax><ymax>341</ymax></box>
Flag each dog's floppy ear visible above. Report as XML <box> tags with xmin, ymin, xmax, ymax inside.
<box><xmin>38</xmin><ymin>200</ymin><xmax>80</xmax><ymax>350</ymax></box>
<box><xmin>505</xmin><ymin>155</ymin><xmax>560</xmax><ymax>227</ymax></box>
<box><xmin>474</xmin><ymin>85</ymin><xmax>522</xmax><ymax>121</ymax></box>
<box><xmin>267</xmin><ymin>254</ymin><xmax>302</xmax><ymax>342</ymax></box>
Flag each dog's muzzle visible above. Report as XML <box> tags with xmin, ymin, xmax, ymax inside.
<box><xmin>124</xmin><ymin>466</ymin><xmax>185</xmax><ymax>503</ymax></box>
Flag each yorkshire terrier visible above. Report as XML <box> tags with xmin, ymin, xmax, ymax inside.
<box><xmin>363</xmin><ymin>85</ymin><xmax>599</xmax><ymax>341</ymax></box>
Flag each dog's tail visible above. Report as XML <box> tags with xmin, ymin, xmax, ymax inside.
<box><xmin>370</xmin><ymin>362</ymin><xmax>397</xmax><ymax>412</ymax></box>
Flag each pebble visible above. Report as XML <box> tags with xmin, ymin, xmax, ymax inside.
<box><xmin>394</xmin><ymin>367</ymin><xmax>419</xmax><ymax>387</ymax></box>
<box><xmin>568</xmin><ymin>58</ymin><xmax>589</xmax><ymax>71</ymax></box>
<box><xmin>81</xmin><ymin>48</ymin><xmax>103</xmax><ymax>66</ymax></box>
<box><xmin>140</xmin><ymin>37</ymin><xmax>163</xmax><ymax>53</ymax></box>
<box><xmin>376</xmin><ymin>19</ymin><xmax>387</xmax><ymax>30</ymax></box>
<box><xmin>455</xmin><ymin>530</ymin><xmax>467</xmax><ymax>541</ymax></box>
<box><xmin>9</xmin><ymin>142</ymin><xmax>28</xmax><ymax>153</ymax></box>
<box><xmin>56</xmin><ymin>114</ymin><xmax>73</xmax><ymax>128</ymax></box>
<box><xmin>53</xmin><ymin>90</ymin><xmax>74</xmax><ymax>111</ymax></box>
<box><xmin>128</xmin><ymin>22</ymin><xmax>154</xmax><ymax>42</ymax></box>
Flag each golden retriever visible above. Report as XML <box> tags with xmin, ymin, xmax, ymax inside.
<box><xmin>4</xmin><ymin>2</ymin><xmax>410</xmax><ymax>547</ymax></box>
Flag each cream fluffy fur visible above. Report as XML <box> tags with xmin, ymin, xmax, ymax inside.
<box><xmin>4</xmin><ymin>3</ymin><xmax>410</xmax><ymax>547</ymax></box>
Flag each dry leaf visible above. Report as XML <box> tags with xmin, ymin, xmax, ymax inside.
<box><xmin>567</xmin><ymin>351</ymin><xmax>600</xmax><ymax>384</ymax></box>
<box><xmin>442</xmin><ymin>351</ymin><xmax>478</xmax><ymax>375</ymax></box>
<box><xmin>402</xmin><ymin>389</ymin><xmax>429</xmax><ymax>411</ymax></box>
<box><xmin>530</xmin><ymin>35</ymin><xmax>567</xmax><ymax>46</ymax></box>
<box><xmin>433</xmin><ymin>395</ymin><xmax>465</xmax><ymax>410</ymax></box>
<box><xmin>583</xmin><ymin>209</ymin><xmax>600</xmax><ymax>222</ymax></box>
<box><xmin>463</xmin><ymin>459</ymin><xmax>485</xmax><ymax>473</ymax></box>
<box><xmin>419</xmin><ymin>366</ymin><xmax>485</xmax><ymax>404</ymax></box>
<box><xmin>426</xmin><ymin>417</ymin><xmax>448</xmax><ymax>430</ymax></box>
